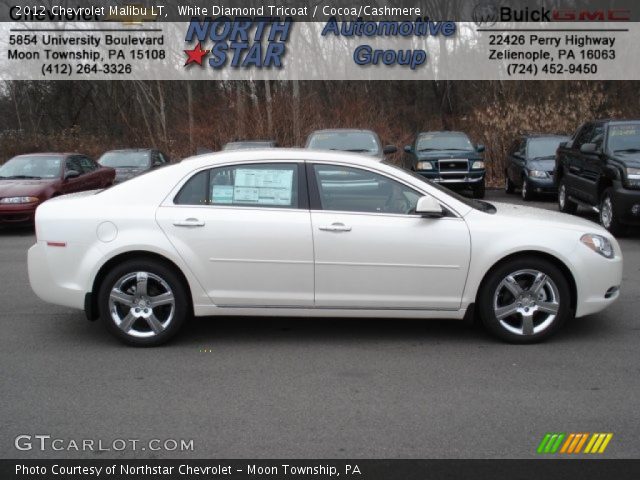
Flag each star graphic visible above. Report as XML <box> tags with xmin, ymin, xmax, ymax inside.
<box><xmin>184</xmin><ymin>42</ymin><xmax>209</xmax><ymax>66</ymax></box>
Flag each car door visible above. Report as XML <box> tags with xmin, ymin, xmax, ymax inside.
<box><xmin>77</xmin><ymin>155</ymin><xmax>103</xmax><ymax>189</ymax></box>
<box><xmin>60</xmin><ymin>156</ymin><xmax>88</xmax><ymax>194</ymax></box>
<box><xmin>156</xmin><ymin>161</ymin><xmax>314</xmax><ymax>307</ymax></box>
<box><xmin>580</xmin><ymin>123</ymin><xmax>606</xmax><ymax>204</ymax></box>
<box><xmin>509</xmin><ymin>138</ymin><xmax>527</xmax><ymax>187</ymax></box>
<box><xmin>308</xmin><ymin>162</ymin><xmax>471</xmax><ymax>310</ymax></box>
<box><xmin>565</xmin><ymin>123</ymin><xmax>594</xmax><ymax>201</ymax></box>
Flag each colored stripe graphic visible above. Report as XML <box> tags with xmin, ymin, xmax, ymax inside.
<box><xmin>538</xmin><ymin>433</ymin><xmax>613</xmax><ymax>454</ymax></box>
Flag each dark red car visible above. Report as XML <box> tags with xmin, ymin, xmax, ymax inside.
<box><xmin>0</xmin><ymin>153</ymin><xmax>115</xmax><ymax>224</ymax></box>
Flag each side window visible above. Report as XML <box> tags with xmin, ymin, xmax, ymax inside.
<box><xmin>151</xmin><ymin>151</ymin><xmax>162</xmax><ymax>167</ymax></box>
<box><xmin>313</xmin><ymin>164</ymin><xmax>420</xmax><ymax>215</ymax></box>
<box><xmin>65</xmin><ymin>157</ymin><xmax>83</xmax><ymax>175</ymax></box>
<box><xmin>589</xmin><ymin>124</ymin><xmax>605</xmax><ymax>149</ymax></box>
<box><xmin>514</xmin><ymin>139</ymin><xmax>526</xmax><ymax>158</ymax></box>
<box><xmin>77</xmin><ymin>156</ymin><xmax>97</xmax><ymax>173</ymax></box>
<box><xmin>175</xmin><ymin>163</ymin><xmax>299</xmax><ymax>209</ymax></box>
<box><xmin>158</xmin><ymin>152</ymin><xmax>169</xmax><ymax>164</ymax></box>
<box><xmin>573</xmin><ymin>124</ymin><xmax>594</xmax><ymax>150</ymax></box>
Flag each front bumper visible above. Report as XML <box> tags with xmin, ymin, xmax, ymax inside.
<box><xmin>416</xmin><ymin>171</ymin><xmax>485</xmax><ymax>186</ymax></box>
<box><xmin>0</xmin><ymin>203</ymin><xmax>38</xmax><ymax>224</ymax></box>
<box><xmin>526</xmin><ymin>176</ymin><xmax>556</xmax><ymax>193</ymax></box>
<box><xmin>28</xmin><ymin>242</ymin><xmax>86</xmax><ymax>310</ymax></box>
<box><xmin>610</xmin><ymin>186</ymin><xmax>640</xmax><ymax>226</ymax></box>
<box><xmin>573</xmin><ymin>241</ymin><xmax>623</xmax><ymax>317</ymax></box>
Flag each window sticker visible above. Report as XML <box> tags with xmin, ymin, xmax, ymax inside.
<box><xmin>233</xmin><ymin>168</ymin><xmax>294</xmax><ymax>206</ymax></box>
<box><xmin>211</xmin><ymin>185</ymin><xmax>234</xmax><ymax>204</ymax></box>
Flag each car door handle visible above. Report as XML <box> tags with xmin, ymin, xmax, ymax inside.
<box><xmin>319</xmin><ymin>223</ymin><xmax>352</xmax><ymax>232</ymax></box>
<box><xmin>173</xmin><ymin>218</ymin><xmax>205</xmax><ymax>227</ymax></box>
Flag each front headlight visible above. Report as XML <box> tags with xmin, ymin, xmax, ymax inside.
<box><xmin>626</xmin><ymin>167</ymin><xmax>640</xmax><ymax>180</ymax></box>
<box><xmin>528</xmin><ymin>170</ymin><xmax>548</xmax><ymax>178</ymax></box>
<box><xmin>0</xmin><ymin>196</ymin><xmax>39</xmax><ymax>204</ymax></box>
<box><xmin>471</xmin><ymin>160</ymin><xmax>485</xmax><ymax>169</ymax></box>
<box><xmin>416</xmin><ymin>161</ymin><xmax>433</xmax><ymax>170</ymax></box>
<box><xmin>581</xmin><ymin>234</ymin><xmax>614</xmax><ymax>259</ymax></box>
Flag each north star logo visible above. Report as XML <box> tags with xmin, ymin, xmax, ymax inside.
<box><xmin>183</xmin><ymin>17</ymin><xmax>292</xmax><ymax>69</ymax></box>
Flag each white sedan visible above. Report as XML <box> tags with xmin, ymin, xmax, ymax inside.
<box><xmin>28</xmin><ymin>149</ymin><xmax>623</xmax><ymax>346</ymax></box>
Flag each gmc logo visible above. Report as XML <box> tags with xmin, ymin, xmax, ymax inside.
<box><xmin>552</xmin><ymin>9</ymin><xmax>631</xmax><ymax>21</ymax></box>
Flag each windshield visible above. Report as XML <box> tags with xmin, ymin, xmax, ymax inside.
<box><xmin>0</xmin><ymin>155</ymin><xmax>62</xmax><ymax>179</ymax></box>
<box><xmin>307</xmin><ymin>132</ymin><xmax>381</xmax><ymax>153</ymax></box>
<box><xmin>223</xmin><ymin>142</ymin><xmax>274</xmax><ymax>150</ymax></box>
<box><xmin>416</xmin><ymin>133</ymin><xmax>474</xmax><ymax>151</ymax></box>
<box><xmin>383</xmin><ymin>161</ymin><xmax>495</xmax><ymax>213</ymax></box>
<box><xmin>608</xmin><ymin>124</ymin><xmax>640</xmax><ymax>152</ymax></box>
<box><xmin>99</xmin><ymin>151</ymin><xmax>150</xmax><ymax>168</ymax></box>
<box><xmin>527</xmin><ymin>137</ymin><xmax>569</xmax><ymax>159</ymax></box>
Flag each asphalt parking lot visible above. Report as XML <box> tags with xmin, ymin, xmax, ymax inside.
<box><xmin>1</xmin><ymin>190</ymin><xmax>639</xmax><ymax>459</ymax></box>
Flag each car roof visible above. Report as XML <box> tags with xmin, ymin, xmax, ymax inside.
<box><xmin>419</xmin><ymin>131</ymin><xmax>468</xmax><ymax>135</ymax></box>
<box><xmin>182</xmin><ymin>148</ymin><xmax>386</xmax><ymax>167</ymax></box>
<box><xmin>308</xmin><ymin>129</ymin><xmax>377</xmax><ymax>135</ymax></box>
<box><xmin>594</xmin><ymin>119</ymin><xmax>640</xmax><ymax>125</ymax></box>
<box><xmin>14</xmin><ymin>152</ymin><xmax>76</xmax><ymax>158</ymax></box>
<box><xmin>103</xmin><ymin>148</ymin><xmax>152</xmax><ymax>153</ymax></box>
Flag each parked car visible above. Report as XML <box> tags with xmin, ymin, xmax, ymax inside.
<box><xmin>556</xmin><ymin>120</ymin><xmax>640</xmax><ymax>235</ymax></box>
<box><xmin>0</xmin><ymin>153</ymin><xmax>114</xmax><ymax>225</ymax></box>
<box><xmin>403</xmin><ymin>131</ymin><xmax>486</xmax><ymax>198</ymax></box>
<box><xmin>505</xmin><ymin>134</ymin><xmax>570</xmax><ymax>200</ymax></box>
<box><xmin>223</xmin><ymin>140</ymin><xmax>277</xmax><ymax>150</ymax></box>
<box><xmin>98</xmin><ymin>149</ymin><xmax>169</xmax><ymax>184</ymax></box>
<box><xmin>305</xmin><ymin>129</ymin><xmax>397</xmax><ymax>159</ymax></box>
<box><xmin>28</xmin><ymin>149</ymin><xmax>621</xmax><ymax>346</ymax></box>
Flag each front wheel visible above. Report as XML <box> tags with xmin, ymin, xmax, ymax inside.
<box><xmin>98</xmin><ymin>259</ymin><xmax>190</xmax><ymax>346</ymax></box>
<box><xmin>558</xmin><ymin>179</ymin><xmax>577</xmax><ymax>214</ymax></box>
<box><xmin>472</xmin><ymin>181</ymin><xmax>486</xmax><ymax>199</ymax></box>
<box><xmin>478</xmin><ymin>257</ymin><xmax>572</xmax><ymax>343</ymax></box>
<box><xmin>521</xmin><ymin>178</ymin><xmax>534</xmax><ymax>201</ymax></box>
<box><xmin>600</xmin><ymin>188</ymin><xmax>626</xmax><ymax>236</ymax></box>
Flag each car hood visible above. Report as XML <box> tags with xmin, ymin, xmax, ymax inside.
<box><xmin>113</xmin><ymin>167</ymin><xmax>147</xmax><ymax>182</ymax></box>
<box><xmin>0</xmin><ymin>179</ymin><xmax>54</xmax><ymax>197</ymax></box>
<box><xmin>527</xmin><ymin>159</ymin><xmax>555</xmax><ymax>171</ymax></box>
<box><xmin>415</xmin><ymin>150</ymin><xmax>480</xmax><ymax>160</ymax></box>
<box><xmin>487</xmin><ymin>201</ymin><xmax>602</xmax><ymax>232</ymax></box>
<box><xmin>612</xmin><ymin>152</ymin><xmax>640</xmax><ymax>168</ymax></box>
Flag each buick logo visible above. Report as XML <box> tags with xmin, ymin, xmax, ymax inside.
<box><xmin>473</xmin><ymin>1</ymin><xmax>498</xmax><ymax>27</ymax></box>
<box><xmin>449</xmin><ymin>163</ymin><xmax>456</xmax><ymax>168</ymax></box>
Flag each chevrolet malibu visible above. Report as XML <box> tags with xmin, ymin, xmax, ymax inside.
<box><xmin>28</xmin><ymin>150</ymin><xmax>622</xmax><ymax>346</ymax></box>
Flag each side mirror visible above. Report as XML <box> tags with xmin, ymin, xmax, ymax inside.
<box><xmin>415</xmin><ymin>196</ymin><xmax>444</xmax><ymax>218</ymax></box>
<box><xmin>404</xmin><ymin>145</ymin><xmax>412</xmax><ymax>153</ymax></box>
<box><xmin>476</xmin><ymin>144</ymin><xmax>486</xmax><ymax>153</ymax></box>
<box><xmin>383</xmin><ymin>145</ymin><xmax>397</xmax><ymax>155</ymax></box>
<box><xmin>64</xmin><ymin>170</ymin><xmax>80</xmax><ymax>180</ymax></box>
<box><xmin>580</xmin><ymin>143</ymin><xmax>598</xmax><ymax>154</ymax></box>
<box><xmin>560</xmin><ymin>141</ymin><xmax>570</xmax><ymax>149</ymax></box>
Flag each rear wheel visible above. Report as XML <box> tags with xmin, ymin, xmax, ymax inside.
<box><xmin>600</xmin><ymin>188</ymin><xmax>626</xmax><ymax>236</ymax></box>
<box><xmin>558</xmin><ymin>179</ymin><xmax>577</xmax><ymax>214</ymax></box>
<box><xmin>98</xmin><ymin>259</ymin><xmax>189</xmax><ymax>346</ymax></box>
<box><xmin>478</xmin><ymin>257</ymin><xmax>571</xmax><ymax>343</ymax></box>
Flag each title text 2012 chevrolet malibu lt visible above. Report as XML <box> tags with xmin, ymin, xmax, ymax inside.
<box><xmin>28</xmin><ymin>150</ymin><xmax>622</xmax><ymax>346</ymax></box>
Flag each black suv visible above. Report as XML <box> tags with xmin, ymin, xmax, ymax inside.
<box><xmin>556</xmin><ymin>120</ymin><xmax>640</xmax><ymax>234</ymax></box>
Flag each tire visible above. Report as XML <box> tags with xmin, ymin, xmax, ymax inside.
<box><xmin>599</xmin><ymin>188</ymin><xmax>626</xmax><ymax>236</ymax></box>
<box><xmin>558</xmin><ymin>179</ymin><xmax>577</xmax><ymax>214</ymax></box>
<box><xmin>505</xmin><ymin>173</ymin><xmax>515</xmax><ymax>194</ymax></box>
<box><xmin>521</xmin><ymin>177</ymin><xmax>534</xmax><ymax>201</ymax></box>
<box><xmin>472</xmin><ymin>181</ymin><xmax>486</xmax><ymax>199</ymax></box>
<box><xmin>98</xmin><ymin>258</ymin><xmax>190</xmax><ymax>346</ymax></box>
<box><xmin>478</xmin><ymin>257</ymin><xmax>572</xmax><ymax>344</ymax></box>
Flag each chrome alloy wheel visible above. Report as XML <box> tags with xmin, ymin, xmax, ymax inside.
<box><xmin>108</xmin><ymin>271</ymin><xmax>175</xmax><ymax>338</ymax></box>
<box><xmin>493</xmin><ymin>269</ymin><xmax>560</xmax><ymax>336</ymax></box>
<box><xmin>558</xmin><ymin>184</ymin><xmax>566</xmax><ymax>209</ymax></box>
<box><xmin>601</xmin><ymin>196</ymin><xmax>613</xmax><ymax>229</ymax></box>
